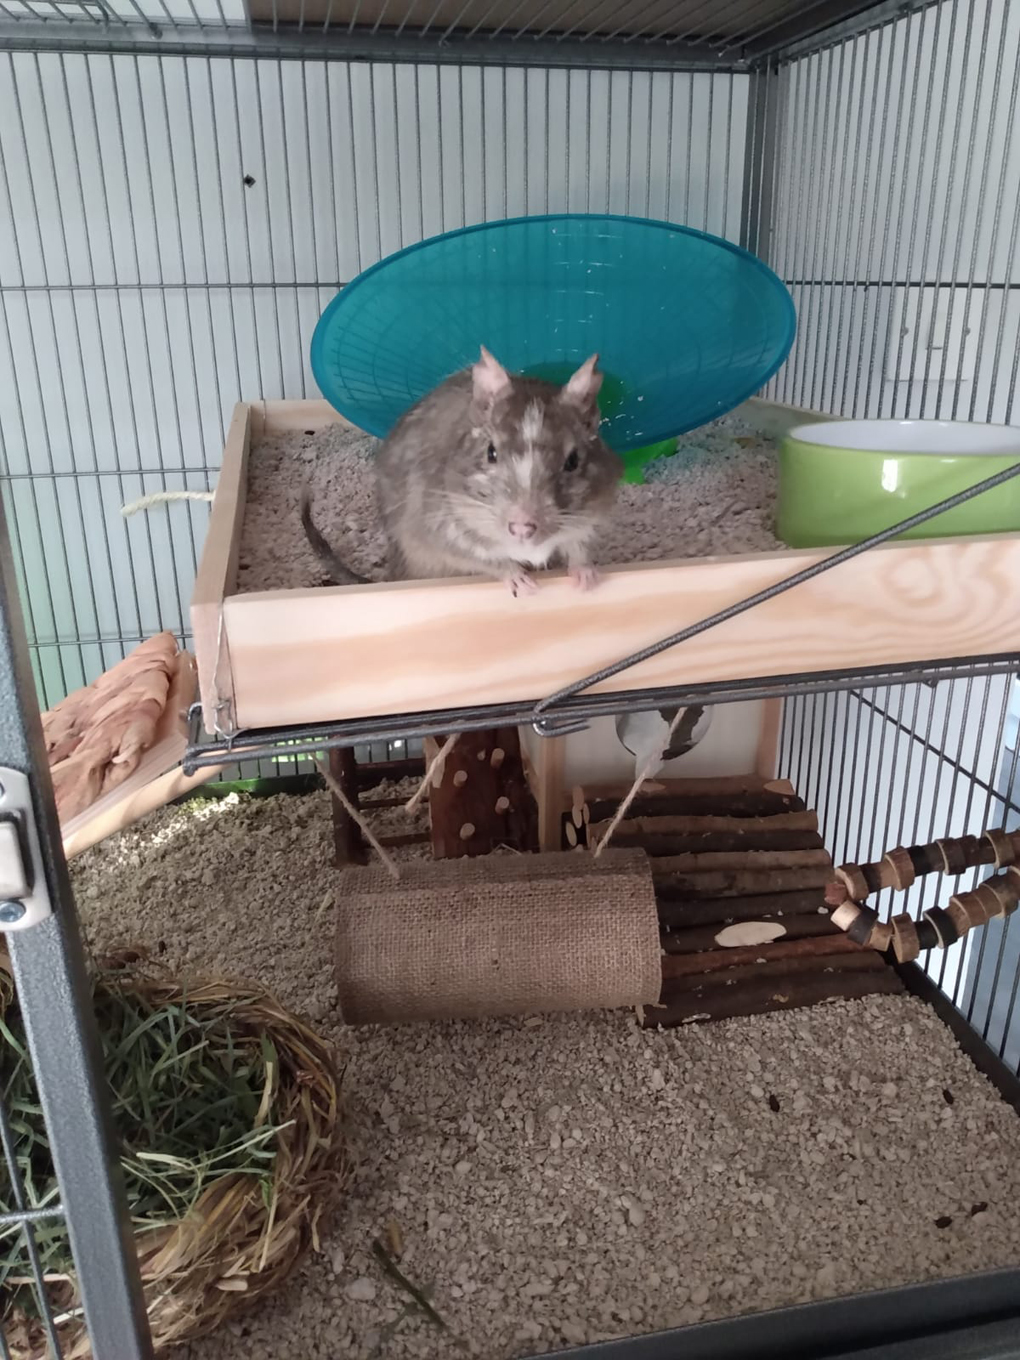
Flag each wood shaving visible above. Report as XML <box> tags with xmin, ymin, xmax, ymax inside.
<box><xmin>69</xmin><ymin>790</ymin><xmax>1020</xmax><ymax>1360</ymax></box>
<box><xmin>235</xmin><ymin>417</ymin><xmax>781</xmax><ymax>594</ymax></box>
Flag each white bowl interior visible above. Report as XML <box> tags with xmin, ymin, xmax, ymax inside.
<box><xmin>786</xmin><ymin>419</ymin><xmax>1020</xmax><ymax>456</ymax></box>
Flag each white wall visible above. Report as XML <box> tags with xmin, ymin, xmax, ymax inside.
<box><xmin>520</xmin><ymin>700</ymin><xmax>767</xmax><ymax>793</ymax></box>
<box><xmin>0</xmin><ymin>51</ymin><xmax>748</xmax><ymax>705</ymax></box>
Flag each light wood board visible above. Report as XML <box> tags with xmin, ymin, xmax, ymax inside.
<box><xmin>191</xmin><ymin>397</ymin><xmax>1020</xmax><ymax>734</ymax></box>
<box><xmin>218</xmin><ymin>532</ymin><xmax>1020</xmax><ymax>728</ymax></box>
<box><xmin>191</xmin><ymin>403</ymin><xmax>251</xmax><ymax>733</ymax></box>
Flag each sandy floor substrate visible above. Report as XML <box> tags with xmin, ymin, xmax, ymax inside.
<box><xmin>71</xmin><ymin>789</ymin><xmax>1020</xmax><ymax>1360</ymax></box>
<box><xmin>236</xmin><ymin>416</ymin><xmax>783</xmax><ymax>593</ymax></box>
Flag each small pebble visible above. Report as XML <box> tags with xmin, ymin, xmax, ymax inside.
<box><xmin>622</xmin><ymin>1196</ymin><xmax>645</xmax><ymax>1228</ymax></box>
<box><xmin>345</xmin><ymin>1278</ymin><xmax>377</xmax><ymax>1303</ymax></box>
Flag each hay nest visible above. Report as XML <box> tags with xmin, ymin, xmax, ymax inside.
<box><xmin>0</xmin><ymin>951</ymin><xmax>344</xmax><ymax>1358</ymax></box>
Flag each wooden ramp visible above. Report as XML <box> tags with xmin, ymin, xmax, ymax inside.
<box><xmin>565</xmin><ymin>775</ymin><xmax>904</xmax><ymax>1029</ymax></box>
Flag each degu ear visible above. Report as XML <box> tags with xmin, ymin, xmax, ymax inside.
<box><xmin>472</xmin><ymin>346</ymin><xmax>513</xmax><ymax>405</ymax></box>
<box><xmin>560</xmin><ymin>353</ymin><xmax>603</xmax><ymax>410</ymax></box>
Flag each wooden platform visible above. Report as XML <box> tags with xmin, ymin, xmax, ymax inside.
<box><xmin>191</xmin><ymin>397</ymin><xmax>1020</xmax><ymax>735</ymax></box>
<box><xmin>565</xmin><ymin>774</ymin><xmax>904</xmax><ymax>1028</ymax></box>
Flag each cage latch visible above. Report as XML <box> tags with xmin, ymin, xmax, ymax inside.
<box><xmin>0</xmin><ymin>768</ymin><xmax>53</xmax><ymax>931</ymax></box>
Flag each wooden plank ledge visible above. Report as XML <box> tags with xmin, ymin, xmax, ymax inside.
<box><xmin>194</xmin><ymin>399</ymin><xmax>1020</xmax><ymax>732</ymax></box>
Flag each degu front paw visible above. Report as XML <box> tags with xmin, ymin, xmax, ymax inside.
<box><xmin>569</xmin><ymin>564</ymin><xmax>601</xmax><ymax>592</ymax></box>
<box><xmin>505</xmin><ymin>569</ymin><xmax>539</xmax><ymax>598</ymax></box>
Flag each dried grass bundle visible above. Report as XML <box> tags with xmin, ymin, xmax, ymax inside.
<box><xmin>0</xmin><ymin>953</ymin><xmax>344</xmax><ymax>1358</ymax></box>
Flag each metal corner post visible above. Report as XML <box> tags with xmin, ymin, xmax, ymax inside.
<box><xmin>739</xmin><ymin>57</ymin><xmax>780</xmax><ymax>261</ymax></box>
<box><xmin>0</xmin><ymin>493</ymin><xmax>153</xmax><ymax>1357</ymax></box>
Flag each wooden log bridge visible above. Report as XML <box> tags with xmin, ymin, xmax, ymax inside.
<box><xmin>570</xmin><ymin>774</ymin><xmax>904</xmax><ymax>1029</ymax></box>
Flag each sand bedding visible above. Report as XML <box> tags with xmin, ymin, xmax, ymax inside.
<box><xmin>236</xmin><ymin>417</ymin><xmax>783</xmax><ymax>594</ymax></box>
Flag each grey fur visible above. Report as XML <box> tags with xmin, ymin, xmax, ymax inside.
<box><xmin>299</xmin><ymin>484</ymin><xmax>368</xmax><ymax>586</ymax></box>
<box><xmin>302</xmin><ymin>350</ymin><xmax>623</xmax><ymax>592</ymax></box>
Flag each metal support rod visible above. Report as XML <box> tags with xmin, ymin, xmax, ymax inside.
<box><xmin>0</xmin><ymin>18</ymin><xmax>748</xmax><ymax>67</ymax></box>
<box><xmin>182</xmin><ymin>654</ymin><xmax>1020</xmax><ymax>775</ymax></box>
<box><xmin>752</xmin><ymin>0</ymin><xmax>943</xmax><ymax>62</ymax></box>
<box><xmin>739</xmin><ymin>58</ymin><xmax>777</xmax><ymax>258</ymax></box>
<box><xmin>0</xmin><ymin>496</ymin><xmax>153</xmax><ymax>1356</ymax></box>
<box><xmin>531</xmin><ymin>457</ymin><xmax>1020</xmax><ymax>735</ymax></box>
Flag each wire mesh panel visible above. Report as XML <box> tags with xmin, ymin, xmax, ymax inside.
<box><xmin>0</xmin><ymin>52</ymin><xmax>748</xmax><ymax>710</ymax></box>
<box><xmin>0</xmin><ymin>1121</ymin><xmax>70</xmax><ymax>1360</ymax></box>
<box><xmin>766</xmin><ymin>0</ymin><xmax>1020</xmax><ymax>424</ymax></box>
<box><xmin>777</xmin><ymin>663</ymin><xmax>1020</xmax><ymax>1071</ymax></box>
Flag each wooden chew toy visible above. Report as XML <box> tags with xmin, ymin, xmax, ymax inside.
<box><xmin>824</xmin><ymin>829</ymin><xmax>1020</xmax><ymax>955</ymax></box>
<box><xmin>566</xmin><ymin>772</ymin><xmax>902</xmax><ymax>1026</ymax></box>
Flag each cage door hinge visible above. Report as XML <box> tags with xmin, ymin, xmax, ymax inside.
<box><xmin>0</xmin><ymin>767</ymin><xmax>53</xmax><ymax>931</ymax></box>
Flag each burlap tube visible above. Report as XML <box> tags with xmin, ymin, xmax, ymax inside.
<box><xmin>335</xmin><ymin>849</ymin><xmax>661</xmax><ymax>1024</ymax></box>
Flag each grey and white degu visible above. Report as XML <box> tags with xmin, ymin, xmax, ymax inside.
<box><xmin>301</xmin><ymin>347</ymin><xmax>624</xmax><ymax>596</ymax></box>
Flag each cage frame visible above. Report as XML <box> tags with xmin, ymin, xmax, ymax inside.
<box><xmin>4</xmin><ymin>0</ymin><xmax>1020</xmax><ymax>1356</ymax></box>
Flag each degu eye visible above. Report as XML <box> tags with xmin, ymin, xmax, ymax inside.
<box><xmin>564</xmin><ymin>449</ymin><xmax>579</xmax><ymax>472</ymax></box>
<box><xmin>486</xmin><ymin>442</ymin><xmax>498</xmax><ymax>464</ymax></box>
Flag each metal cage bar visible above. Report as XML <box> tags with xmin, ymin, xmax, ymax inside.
<box><xmin>768</xmin><ymin>0</ymin><xmax>1020</xmax><ymax>425</ymax></box>
<box><xmin>0</xmin><ymin>492</ymin><xmax>153</xmax><ymax>1357</ymax></box>
<box><xmin>0</xmin><ymin>1</ymin><xmax>941</xmax><ymax>66</ymax></box>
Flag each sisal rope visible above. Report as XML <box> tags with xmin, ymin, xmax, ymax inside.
<box><xmin>121</xmin><ymin>491</ymin><xmax>215</xmax><ymax>517</ymax></box>
<box><xmin>316</xmin><ymin>757</ymin><xmax>401</xmax><ymax>881</ymax></box>
<box><xmin>404</xmin><ymin>733</ymin><xmax>459</xmax><ymax>813</ymax></box>
<box><xmin>592</xmin><ymin>707</ymin><xmax>689</xmax><ymax>859</ymax></box>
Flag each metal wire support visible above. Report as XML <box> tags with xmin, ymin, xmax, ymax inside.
<box><xmin>182</xmin><ymin>654</ymin><xmax>1020</xmax><ymax>771</ymax></box>
<box><xmin>0</xmin><ymin>493</ymin><xmax>153</xmax><ymax>1356</ymax></box>
<box><xmin>0</xmin><ymin>1</ymin><xmax>940</xmax><ymax>66</ymax></box>
<box><xmin>530</xmin><ymin>458</ymin><xmax>1020</xmax><ymax>736</ymax></box>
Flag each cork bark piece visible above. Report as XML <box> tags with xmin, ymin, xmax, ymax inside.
<box><xmin>835</xmin><ymin>865</ymin><xmax>870</xmax><ymax>902</ymax></box>
<box><xmin>882</xmin><ymin>847</ymin><xmax>915</xmax><ymax>891</ymax></box>
<box><xmin>891</xmin><ymin>913</ymin><xmax>920</xmax><ymax>964</ymax></box>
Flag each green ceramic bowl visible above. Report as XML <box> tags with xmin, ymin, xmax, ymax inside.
<box><xmin>777</xmin><ymin>419</ymin><xmax>1020</xmax><ymax>549</ymax></box>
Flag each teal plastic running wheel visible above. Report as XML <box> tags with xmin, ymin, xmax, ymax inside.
<box><xmin>311</xmin><ymin>214</ymin><xmax>795</xmax><ymax>482</ymax></box>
